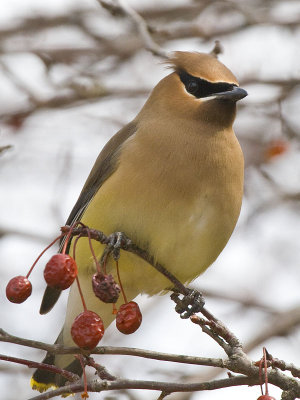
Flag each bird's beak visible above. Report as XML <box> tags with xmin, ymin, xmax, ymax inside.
<box><xmin>216</xmin><ymin>86</ymin><xmax>248</xmax><ymax>102</ymax></box>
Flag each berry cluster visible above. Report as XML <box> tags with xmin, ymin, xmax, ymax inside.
<box><xmin>6</xmin><ymin>224</ymin><xmax>142</xmax><ymax>350</ymax></box>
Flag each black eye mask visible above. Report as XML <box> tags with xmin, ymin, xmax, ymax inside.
<box><xmin>178</xmin><ymin>70</ymin><xmax>236</xmax><ymax>99</ymax></box>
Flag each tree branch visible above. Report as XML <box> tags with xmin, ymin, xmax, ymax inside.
<box><xmin>28</xmin><ymin>375</ymin><xmax>258</xmax><ymax>400</ymax></box>
<box><xmin>0</xmin><ymin>329</ymin><xmax>224</xmax><ymax>368</ymax></box>
<box><xmin>97</xmin><ymin>0</ymin><xmax>169</xmax><ymax>58</ymax></box>
<box><xmin>0</xmin><ymin>354</ymin><xmax>79</xmax><ymax>383</ymax></box>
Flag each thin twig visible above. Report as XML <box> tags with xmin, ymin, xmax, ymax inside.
<box><xmin>97</xmin><ymin>0</ymin><xmax>169</xmax><ymax>58</ymax></box>
<box><xmin>0</xmin><ymin>354</ymin><xmax>79</xmax><ymax>383</ymax></box>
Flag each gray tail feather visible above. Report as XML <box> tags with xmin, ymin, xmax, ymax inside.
<box><xmin>31</xmin><ymin>331</ymin><xmax>82</xmax><ymax>391</ymax></box>
<box><xmin>31</xmin><ymin>353</ymin><xmax>82</xmax><ymax>389</ymax></box>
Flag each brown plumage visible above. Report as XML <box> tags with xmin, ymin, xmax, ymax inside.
<box><xmin>32</xmin><ymin>51</ymin><xmax>247</xmax><ymax>392</ymax></box>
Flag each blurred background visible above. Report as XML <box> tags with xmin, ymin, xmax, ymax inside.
<box><xmin>0</xmin><ymin>0</ymin><xmax>299</xmax><ymax>399</ymax></box>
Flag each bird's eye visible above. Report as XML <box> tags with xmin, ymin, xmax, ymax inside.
<box><xmin>187</xmin><ymin>81</ymin><xmax>199</xmax><ymax>94</ymax></box>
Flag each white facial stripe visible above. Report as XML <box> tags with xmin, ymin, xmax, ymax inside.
<box><xmin>201</xmin><ymin>95</ymin><xmax>217</xmax><ymax>102</ymax></box>
<box><xmin>183</xmin><ymin>87</ymin><xmax>216</xmax><ymax>101</ymax></box>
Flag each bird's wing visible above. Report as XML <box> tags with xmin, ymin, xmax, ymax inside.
<box><xmin>40</xmin><ymin>120</ymin><xmax>137</xmax><ymax>315</ymax></box>
<box><xmin>67</xmin><ymin>120</ymin><xmax>137</xmax><ymax>225</ymax></box>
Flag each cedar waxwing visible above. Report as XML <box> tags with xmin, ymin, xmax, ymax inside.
<box><xmin>31</xmin><ymin>51</ymin><xmax>247</xmax><ymax>391</ymax></box>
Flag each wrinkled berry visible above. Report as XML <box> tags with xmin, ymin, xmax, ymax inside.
<box><xmin>71</xmin><ymin>310</ymin><xmax>104</xmax><ymax>349</ymax></box>
<box><xmin>116</xmin><ymin>301</ymin><xmax>142</xmax><ymax>334</ymax></box>
<box><xmin>6</xmin><ymin>276</ymin><xmax>32</xmax><ymax>303</ymax></box>
<box><xmin>44</xmin><ymin>254</ymin><xmax>77</xmax><ymax>290</ymax></box>
<box><xmin>92</xmin><ymin>273</ymin><xmax>120</xmax><ymax>303</ymax></box>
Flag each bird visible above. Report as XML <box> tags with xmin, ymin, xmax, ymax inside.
<box><xmin>31</xmin><ymin>50</ymin><xmax>247</xmax><ymax>392</ymax></box>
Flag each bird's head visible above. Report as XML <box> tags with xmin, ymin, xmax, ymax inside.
<box><xmin>138</xmin><ymin>51</ymin><xmax>247</xmax><ymax>128</ymax></box>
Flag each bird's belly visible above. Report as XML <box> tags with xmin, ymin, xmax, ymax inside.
<box><xmin>80</xmin><ymin>185</ymin><xmax>238</xmax><ymax>296</ymax></box>
<box><xmin>142</xmin><ymin>199</ymin><xmax>236</xmax><ymax>287</ymax></box>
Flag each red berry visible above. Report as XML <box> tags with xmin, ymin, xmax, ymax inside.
<box><xmin>71</xmin><ymin>310</ymin><xmax>104</xmax><ymax>349</ymax></box>
<box><xmin>92</xmin><ymin>273</ymin><xmax>120</xmax><ymax>303</ymax></box>
<box><xmin>6</xmin><ymin>276</ymin><xmax>32</xmax><ymax>303</ymax></box>
<box><xmin>44</xmin><ymin>254</ymin><xmax>77</xmax><ymax>290</ymax></box>
<box><xmin>257</xmin><ymin>396</ymin><xmax>276</xmax><ymax>400</ymax></box>
<box><xmin>116</xmin><ymin>301</ymin><xmax>142</xmax><ymax>334</ymax></box>
<box><xmin>265</xmin><ymin>139</ymin><xmax>288</xmax><ymax>161</ymax></box>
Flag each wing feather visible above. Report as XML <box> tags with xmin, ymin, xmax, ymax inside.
<box><xmin>39</xmin><ymin>121</ymin><xmax>137</xmax><ymax>314</ymax></box>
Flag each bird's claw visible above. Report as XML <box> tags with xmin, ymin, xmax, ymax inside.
<box><xmin>106</xmin><ymin>232</ymin><xmax>132</xmax><ymax>260</ymax></box>
<box><xmin>170</xmin><ymin>289</ymin><xmax>205</xmax><ymax>319</ymax></box>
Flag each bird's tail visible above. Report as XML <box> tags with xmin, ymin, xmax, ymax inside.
<box><xmin>30</xmin><ymin>331</ymin><xmax>83</xmax><ymax>393</ymax></box>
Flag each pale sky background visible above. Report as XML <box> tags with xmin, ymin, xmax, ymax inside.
<box><xmin>0</xmin><ymin>0</ymin><xmax>300</xmax><ymax>399</ymax></box>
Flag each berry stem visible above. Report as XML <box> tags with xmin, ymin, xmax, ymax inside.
<box><xmin>259</xmin><ymin>347</ymin><xmax>270</xmax><ymax>396</ymax></box>
<box><xmin>259</xmin><ymin>358</ymin><xmax>264</xmax><ymax>396</ymax></box>
<box><xmin>86</xmin><ymin>228</ymin><xmax>102</xmax><ymax>274</ymax></box>
<box><xmin>75</xmin><ymin>355</ymin><xmax>89</xmax><ymax>399</ymax></box>
<box><xmin>112</xmin><ymin>303</ymin><xmax>117</xmax><ymax>315</ymax></box>
<box><xmin>116</xmin><ymin>261</ymin><xmax>127</xmax><ymax>304</ymax></box>
<box><xmin>62</xmin><ymin>222</ymin><xmax>83</xmax><ymax>254</ymax></box>
<box><xmin>75</xmin><ymin>276</ymin><xmax>87</xmax><ymax>312</ymax></box>
<box><xmin>26</xmin><ymin>234</ymin><xmax>64</xmax><ymax>278</ymax></box>
<box><xmin>72</xmin><ymin>234</ymin><xmax>83</xmax><ymax>261</ymax></box>
<box><xmin>263</xmin><ymin>347</ymin><xmax>269</xmax><ymax>395</ymax></box>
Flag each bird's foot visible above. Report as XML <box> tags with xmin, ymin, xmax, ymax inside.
<box><xmin>170</xmin><ymin>289</ymin><xmax>205</xmax><ymax>319</ymax></box>
<box><xmin>105</xmin><ymin>232</ymin><xmax>132</xmax><ymax>261</ymax></box>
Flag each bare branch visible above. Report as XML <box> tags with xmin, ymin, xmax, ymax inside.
<box><xmin>97</xmin><ymin>0</ymin><xmax>169</xmax><ymax>58</ymax></box>
<box><xmin>0</xmin><ymin>145</ymin><xmax>12</xmax><ymax>155</ymax></box>
<box><xmin>0</xmin><ymin>328</ymin><xmax>224</xmax><ymax>368</ymax></box>
<box><xmin>28</xmin><ymin>375</ymin><xmax>258</xmax><ymax>400</ymax></box>
<box><xmin>0</xmin><ymin>354</ymin><xmax>79</xmax><ymax>383</ymax></box>
<box><xmin>0</xmin><ymin>87</ymin><xmax>149</xmax><ymax>122</ymax></box>
<box><xmin>244</xmin><ymin>305</ymin><xmax>300</xmax><ymax>353</ymax></box>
